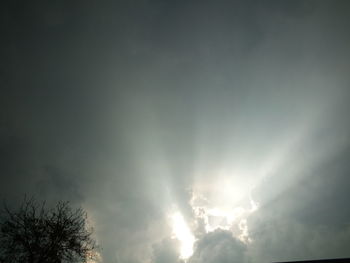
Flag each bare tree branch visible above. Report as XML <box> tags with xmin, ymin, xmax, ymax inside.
<box><xmin>0</xmin><ymin>197</ymin><xmax>96</xmax><ymax>263</ymax></box>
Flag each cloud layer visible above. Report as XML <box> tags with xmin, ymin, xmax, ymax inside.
<box><xmin>1</xmin><ymin>1</ymin><xmax>350</xmax><ymax>262</ymax></box>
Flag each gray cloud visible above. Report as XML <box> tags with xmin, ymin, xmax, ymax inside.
<box><xmin>248</xmin><ymin>216</ymin><xmax>350</xmax><ymax>263</ymax></box>
<box><xmin>1</xmin><ymin>1</ymin><xmax>350</xmax><ymax>262</ymax></box>
<box><xmin>189</xmin><ymin>230</ymin><xmax>247</xmax><ymax>263</ymax></box>
<box><xmin>152</xmin><ymin>238</ymin><xmax>183</xmax><ymax>263</ymax></box>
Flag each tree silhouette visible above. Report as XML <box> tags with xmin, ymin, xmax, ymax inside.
<box><xmin>0</xmin><ymin>197</ymin><xmax>96</xmax><ymax>263</ymax></box>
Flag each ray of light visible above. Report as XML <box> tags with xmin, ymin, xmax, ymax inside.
<box><xmin>169</xmin><ymin>211</ymin><xmax>195</xmax><ymax>260</ymax></box>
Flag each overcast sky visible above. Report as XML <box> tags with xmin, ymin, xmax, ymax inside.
<box><xmin>1</xmin><ymin>1</ymin><xmax>350</xmax><ymax>263</ymax></box>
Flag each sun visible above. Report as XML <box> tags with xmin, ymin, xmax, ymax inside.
<box><xmin>168</xmin><ymin>176</ymin><xmax>259</xmax><ymax>260</ymax></box>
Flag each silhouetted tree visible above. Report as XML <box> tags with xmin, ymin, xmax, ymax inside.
<box><xmin>0</xmin><ymin>197</ymin><xmax>96</xmax><ymax>263</ymax></box>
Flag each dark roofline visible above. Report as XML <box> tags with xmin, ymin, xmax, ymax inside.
<box><xmin>275</xmin><ymin>259</ymin><xmax>350</xmax><ymax>263</ymax></box>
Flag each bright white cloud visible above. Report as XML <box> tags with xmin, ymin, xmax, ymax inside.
<box><xmin>169</xmin><ymin>211</ymin><xmax>196</xmax><ymax>260</ymax></box>
<box><xmin>190</xmin><ymin>175</ymin><xmax>259</xmax><ymax>243</ymax></box>
<box><xmin>168</xmin><ymin>177</ymin><xmax>260</xmax><ymax>261</ymax></box>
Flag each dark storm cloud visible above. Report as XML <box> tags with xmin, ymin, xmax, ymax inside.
<box><xmin>1</xmin><ymin>1</ymin><xmax>350</xmax><ymax>262</ymax></box>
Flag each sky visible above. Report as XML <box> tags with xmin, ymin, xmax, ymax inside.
<box><xmin>1</xmin><ymin>1</ymin><xmax>350</xmax><ymax>263</ymax></box>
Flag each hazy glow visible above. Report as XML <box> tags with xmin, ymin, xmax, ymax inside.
<box><xmin>170</xmin><ymin>211</ymin><xmax>195</xmax><ymax>259</ymax></box>
<box><xmin>191</xmin><ymin>191</ymin><xmax>258</xmax><ymax>243</ymax></box>
<box><xmin>168</xmin><ymin>176</ymin><xmax>260</xmax><ymax>260</ymax></box>
<box><xmin>189</xmin><ymin>170</ymin><xmax>260</xmax><ymax>245</ymax></box>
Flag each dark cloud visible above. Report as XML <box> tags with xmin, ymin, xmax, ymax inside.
<box><xmin>189</xmin><ymin>230</ymin><xmax>247</xmax><ymax>263</ymax></box>
<box><xmin>248</xmin><ymin>217</ymin><xmax>350</xmax><ymax>263</ymax></box>
<box><xmin>152</xmin><ymin>238</ymin><xmax>182</xmax><ymax>263</ymax></box>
